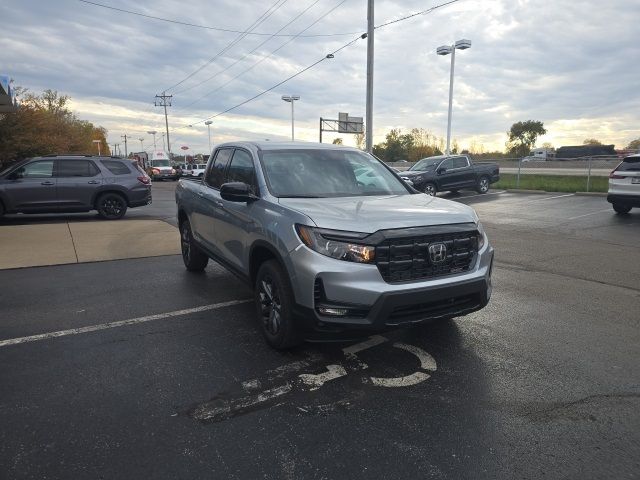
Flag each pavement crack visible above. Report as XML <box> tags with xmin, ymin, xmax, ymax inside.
<box><xmin>66</xmin><ymin>222</ymin><xmax>79</xmax><ymax>263</ymax></box>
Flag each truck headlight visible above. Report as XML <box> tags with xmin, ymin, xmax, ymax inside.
<box><xmin>477</xmin><ymin>221</ymin><xmax>486</xmax><ymax>250</ymax></box>
<box><xmin>295</xmin><ymin>225</ymin><xmax>375</xmax><ymax>263</ymax></box>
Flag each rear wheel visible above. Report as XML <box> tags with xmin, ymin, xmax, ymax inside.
<box><xmin>612</xmin><ymin>203</ymin><xmax>632</xmax><ymax>214</ymax></box>
<box><xmin>423</xmin><ymin>183</ymin><xmax>437</xmax><ymax>196</ymax></box>
<box><xmin>96</xmin><ymin>193</ymin><xmax>127</xmax><ymax>219</ymax></box>
<box><xmin>180</xmin><ymin>219</ymin><xmax>209</xmax><ymax>271</ymax></box>
<box><xmin>255</xmin><ymin>260</ymin><xmax>300</xmax><ymax>350</ymax></box>
<box><xmin>476</xmin><ymin>176</ymin><xmax>490</xmax><ymax>194</ymax></box>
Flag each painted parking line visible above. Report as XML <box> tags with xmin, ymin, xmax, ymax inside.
<box><xmin>451</xmin><ymin>190</ymin><xmax>507</xmax><ymax>200</ymax></box>
<box><xmin>534</xmin><ymin>193</ymin><xmax>575</xmax><ymax>201</ymax></box>
<box><xmin>567</xmin><ymin>208</ymin><xmax>612</xmax><ymax>221</ymax></box>
<box><xmin>0</xmin><ymin>299</ymin><xmax>252</xmax><ymax>348</ymax></box>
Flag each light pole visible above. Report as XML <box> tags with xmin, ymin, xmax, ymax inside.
<box><xmin>147</xmin><ymin>130</ymin><xmax>157</xmax><ymax>151</ymax></box>
<box><xmin>281</xmin><ymin>95</ymin><xmax>300</xmax><ymax>141</ymax></box>
<box><xmin>204</xmin><ymin>120</ymin><xmax>213</xmax><ymax>152</ymax></box>
<box><xmin>138</xmin><ymin>137</ymin><xmax>144</xmax><ymax>151</ymax></box>
<box><xmin>161</xmin><ymin>133</ymin><xmax>166</xmax><ymax>151</ymax></box>
<box><xmin>436</xmin><ymin>39</ymin><xmax>471</xmax><ymax>155</ymax></box>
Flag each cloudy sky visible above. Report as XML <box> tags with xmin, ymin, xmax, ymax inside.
<box><xmin>2</xmin><ymin>0</ymin><xmax>639</xmax><ymax>155</ymax></box>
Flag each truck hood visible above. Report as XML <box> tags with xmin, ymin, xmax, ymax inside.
<box><xmin>399</xmin><ymin>168</ymin><xmax>434</xmax><ymax>178</ymax></box>
<box><xmin>278</xmin><ymin>194</ymin><xmax>478</xmax><ymax>233</ymax></box>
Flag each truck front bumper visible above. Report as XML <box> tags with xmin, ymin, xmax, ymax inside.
<box><xmin>287</xmin><ymin>240</ymin><xmax>494</xmax><ymax>336</ymax></box>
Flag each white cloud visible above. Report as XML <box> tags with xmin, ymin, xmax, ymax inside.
<box><xmin>2</xmin><ymin>0</ymin><xmax>639</xmax><ymax>154</ymax></box>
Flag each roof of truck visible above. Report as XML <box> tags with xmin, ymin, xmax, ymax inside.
<box><xmin>215</xmin><ymin>141</ymin><xmax>362</xmax><ymax>152</ymax></box>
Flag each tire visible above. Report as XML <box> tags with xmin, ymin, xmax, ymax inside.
<box><xmin>254</xmin><ymin>260</ymin><xmax>300</xmax><ymax>350</ymax></box>
<box><xmin>612</xmin><ymin>203</ymin><xmax>632</xmax><ymax>214</ymax></box>
<box><xmin>476</xmin><ymin>176</ymin><xmax>490</xmax><ymax>194</ymax></box>
<box><xmin>0</xmin><ymin>201</ymin><xmax>4</xmax><ymax>218</ymax></box>
<box><xmin>423</xmin><ymin>182</ymin><xmax>437</xmax><ymax>196</ymax></box>
<box><xmin>96</xmin><ymin>193</ymin><xmax>127</xmax><ymax>219</ymax></box>
<box><xmin>179</xmin><ymin>219</ymin><xmax>209</xmax><ymax>271</ymax></box>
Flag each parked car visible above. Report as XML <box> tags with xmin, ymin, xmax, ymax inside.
<box><xmin>176</xmin><ymin>142</ymin><xmax>493</xmax><ymax>349</ymax></box>
<box><xmin>400</xmin><ymin>155</ymin><xmax>500</xmax><ymax>196</ymax></box>
<box><xmin>607</xmin><ymin>154</ymin><xmax>640</xmax><ymax>214</ymax></box>
<box><xmin>0</xmin><ymin>155</ymin><xmax>151</xmax><ymax>219</ymax></box>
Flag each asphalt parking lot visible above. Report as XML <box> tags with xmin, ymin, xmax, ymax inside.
<box><xmin>1</xmin><ymin>182</ymin><xmax>639</xmax><ymax>479</ymax></box>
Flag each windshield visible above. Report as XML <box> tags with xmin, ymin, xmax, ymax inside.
<box><xmin>151</xmin><ymin>160</ymin><xmax>170</xmax><ymax>167</ymax></box>
<box><xmin>260</xmin><ymin>149</ymin><xmax>409</xmax><ymax>198</ymax></box>
<box><xmin>409</xmin><ymin>157</ymin><xmax>443</xmax><ymax>171</ymax></box>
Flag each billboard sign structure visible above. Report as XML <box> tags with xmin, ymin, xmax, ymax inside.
<box><xmin>319</xmin><ymin>112</ymin><xmax>364</xmax><ymax>142</ymax></box>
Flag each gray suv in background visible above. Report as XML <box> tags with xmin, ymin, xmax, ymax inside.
<box><xmin>0</xmin><ymin>155</ymin><xmax>152</xmax><ymax>219</ymax></box>
<box><xmin>176</xmin><ymin>142</ymin><xmax>493</xmax><ymax>349</ymax></box>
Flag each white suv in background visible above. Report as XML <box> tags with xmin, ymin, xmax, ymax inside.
<box><xmin>608</xmin><ymin>154</ymin><xmax>640</xmax><ymax>214</ymax></box>
<box><xmin>185</xmin><ymin>164</ymin><xmax>207</xmax><ymax>177</ymax></box>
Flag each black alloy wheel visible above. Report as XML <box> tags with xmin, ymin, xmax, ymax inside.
<box><xmin>180</xmin><ymin>220</ymin><xmax>208</xmax><ymax>271</ymax></box>
<box><xmin>254</xmin><ymin>260</ymin><xmax>299</xmax><ymax>349</ymax></box>
<box><xmin>96</xmin><ymin>193</ymin><xmax>127</xmax><ymax>219</ymax></box>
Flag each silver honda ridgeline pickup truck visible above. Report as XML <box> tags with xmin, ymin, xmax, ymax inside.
<box><xmin>176</xmin><ymin>142</ymin><xmax>493</xmax><ymax>349</ymax></box>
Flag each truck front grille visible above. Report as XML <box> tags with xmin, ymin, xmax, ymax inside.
<box><xmin>375</xmin><ymin>231</ymin><xmax>479</xmax><ymax>283</ymax></box>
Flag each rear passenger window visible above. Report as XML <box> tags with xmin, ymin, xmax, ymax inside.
<box><xmin>101</xmin><ymin>160</ymin><xmax>131</xmax><ymax>175</ymax></box>
<box><xmin>226</xmin><ymin>150</ymin><xmax>256</xmax><ymax>189</ymax></box>
<box><xmin>205</xmin><ymin>149</ymin><xmax>233</xmax><ymax>189</ymax></box>
<box><xmin>452</xmin><ymin>157</ymin><xmax>469</xmax><ymax>169</ymax></box>
<box><xmin>57</xmin><ymin>160</ymin><xmax>99</xmax><ymax>177</ymax></box>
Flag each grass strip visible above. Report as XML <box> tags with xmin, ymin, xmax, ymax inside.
<box><xmin>494</xmin><ymin>174</ymin><xmax>608</xmax><ymax>193</ymax></box>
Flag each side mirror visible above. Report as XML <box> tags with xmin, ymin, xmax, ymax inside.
<box><xmin>220</xmin><ymin>182</ymin><xmax>256</xmax><ymax>203</ymax></box>
<box><xmin>437</xmin><ymin>167</ymin><xmax>446</xmax><ymax>175</ymax></box>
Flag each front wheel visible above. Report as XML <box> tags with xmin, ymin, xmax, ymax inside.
<box><xmin>423</xmin><ymin>183</ymin><xmax>437</xmax><ymax>196</ymax></box>
<box><xmin>613</xmin><ymin>203</ymin><xmax>632</xmax><ymax>214</ymax></box>
<box><xmin>476</xmin><ymin>176</ymin><xmax>490</xmax><ymax>194</ymax></box>
<box><xmin>255</xmin><ymin>260</ymin><xmax>300</xmax><ymax>350</ymax></box>
<box><xmin>96</xmin><ymin>193</ymin><xmax>127</xmax><ymax>219</ymax></box>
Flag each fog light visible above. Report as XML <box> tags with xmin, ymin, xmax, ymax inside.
<box><xmin>318</xmin><ymin>307</ymin><xmax>349</xmax><ymax>316</ymax></box>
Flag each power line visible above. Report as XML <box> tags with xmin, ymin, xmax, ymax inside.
<box><xmin>174</xmin><ymin>0</ymin><xmax>348</xmax><ymax>112</ymax></box>
<box><xmin>162</xmin><ymin>0</ymin><xmax>289</xmax><ymax>93</ymax></box>
<box><xmin>77</xmin><ymin>0</ymin><xmax>360</xmax><ymax>37</ymax></box>
<box><xmin>173</xmin><ymin>0</ymin><xmax>324</xmax><ymax>96</ymax></box>
<box><xmin>186</xmin><ymin>0</ymin><xmax>462</xmax><ymax>127</ymax></box>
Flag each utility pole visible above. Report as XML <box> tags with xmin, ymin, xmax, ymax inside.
<box><xmin>365</xmin><ymin>0</ymin><xmax>374</xmax><ymax>153</ymax></box>
<box><xmin>205</xmin><ymin>120</ymin><xmax>213</xmax><ymax>152</ymax></box>
<box><xmin>155</xmin><ymin>92</ymin><xmax>172</xmax><ymax>157</ymax></box>
<box><xmin>121</xmin><ymin>134</ymin><xmax>130</xmax><ymax>158</ymax></box>
<box><xmin>114</xmin><ymin>143</ymin><xmax>120</xmax><ymax>156</ymax></box>
<box><xmin>138</xmin><ymin>137</ymin><xmax>144</xmax><ymax>151</ymax></box>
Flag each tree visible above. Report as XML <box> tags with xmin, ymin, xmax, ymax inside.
<box><xmin>583</xmin><ymin>138</ymin><xmax>602</xmax><ymax>145</ymax></box>
<box><xmin>625</xmin><ymin>138</ymin><xmax>640</xmax><ymax>150</ymax></box>
<box><xmin>0</xmin><ymin>88</ymin><xmax>109</xmax><ymax>167</ymax></box>
<box><xmin>332</xmin><ymin>138</ymin><xmax>343</xmax><ymax>145</ymax></box>
<box><xmin>354</xmin><ymin>132</ymin><xmax>365</xmax><ymax>150</ymax></box>
<box><xmin>506</xmin><ymin>120</ymin><xmax>547</xmax><ymax>157</ymax></box>
<box><xmin>541</xmin><ymin>142</ymin><xmax>554</xmax><ymax>149</ymax></box>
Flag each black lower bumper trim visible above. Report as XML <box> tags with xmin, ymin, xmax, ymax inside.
<box><xmin>607</xmin><ymin>194</ymin><xmax>640</xmax><ymax>207</ymax></box>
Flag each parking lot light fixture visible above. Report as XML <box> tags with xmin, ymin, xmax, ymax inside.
<box><xmin>147</xmin><ymin>131</ymin><xmax>157</xmax><ymax>150</ymax></box>
<box><xmin>436</xmin><ymin>39</ymin><xmax>472</xmax><ymax>155</ymax></box>
<box><xmin>205</xmin><ymin>120</ymin><xmax>213</xmax><ymax>152</ymax></box>
<box><xmin>281</xmin><ymin>95</ymin><xmax>300</xmax><ymax>141</ymax></box>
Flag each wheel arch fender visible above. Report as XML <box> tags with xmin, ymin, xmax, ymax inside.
<box><xmin>91</xmin><ymin>186</ymin><xmax>130</xmax><ymax>207</ymax></box>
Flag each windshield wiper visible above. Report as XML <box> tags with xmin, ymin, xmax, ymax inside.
<box><xmin>278</xmin><ymin>194</ymin><xmax>325</xmax><ymax>198</ymax></box>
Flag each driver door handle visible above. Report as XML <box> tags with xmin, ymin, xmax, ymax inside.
<box><xmin>41</xmin><ymin>181</ymin><xmax>54</xmax><ymax>186</ymax></box>
<box><xmin>87</xmin><ymin>180</ymin><xmax>100</xmax><ymax>184</ymax></box>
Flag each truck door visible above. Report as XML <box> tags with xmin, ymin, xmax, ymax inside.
<box><xmin>214</xmin><ymin>148</ymin><xmax>259</xmax><ymax>273</ymax></box>
<box><xmin>192</xmin><ymin>148</ymin><xmax>233</xmax><ymax>254</ymax></box>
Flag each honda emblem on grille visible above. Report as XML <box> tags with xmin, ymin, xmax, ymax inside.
<box><xmin>428</xmin><ymin>243</ymin><xmax>447</xmax><ymax>263</ymax></box>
